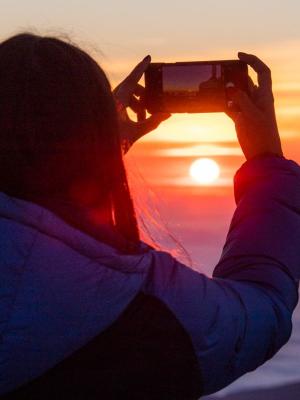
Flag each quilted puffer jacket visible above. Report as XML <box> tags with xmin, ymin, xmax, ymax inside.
<box><xmin>0</xmin><ymin>154</ymin><xmax>300</xmax><ymax>399</ymax></box>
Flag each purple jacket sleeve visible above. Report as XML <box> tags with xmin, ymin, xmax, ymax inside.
<box><xmin>211</xmin><ymin>155</ymin><xmax>300</xmax><ymax>391</ymax></box>
<box><xmin>144</xmin><ymin>155</ymin><xmax>300</xmax><ymax>395</ymax></box>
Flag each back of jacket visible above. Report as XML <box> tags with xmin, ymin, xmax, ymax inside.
<box><xmin>0</xmin><ymin>154</ymin><xmax>300</xmax><ymax>398</ymax></box>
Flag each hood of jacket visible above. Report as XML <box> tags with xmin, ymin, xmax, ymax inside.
<box><xmin>0</xmin><ymin>191</ymin><xmax>153</xmax><ymax>395</ymax></box>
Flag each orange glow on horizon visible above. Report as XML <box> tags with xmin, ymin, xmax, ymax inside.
<box><xmin>121</xmin><ymin>39</ymin><xmax>300</xmax><ymax>192</ymax></box>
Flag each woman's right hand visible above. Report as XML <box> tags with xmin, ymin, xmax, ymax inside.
<box><xmin>227</xmin><ymin>52</ymin><xmax>284</xmax><ymax>161</ymax></box>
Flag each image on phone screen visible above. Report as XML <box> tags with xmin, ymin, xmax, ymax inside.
<box><xmin>162</xmin><ymin>64</ymin><xmax>222</xmax><ymax>94</ymax></box>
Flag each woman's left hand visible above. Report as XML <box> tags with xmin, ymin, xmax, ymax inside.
<box><xmin>113</xmin><ymin>55</ymin><xmax>171</xmax><ymax>154</ymax></box>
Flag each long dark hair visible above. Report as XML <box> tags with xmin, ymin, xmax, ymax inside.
<box><xmin>0</xmin><ymin>32</ymin><xmax>140</xmax><ymax>253</ymax></box>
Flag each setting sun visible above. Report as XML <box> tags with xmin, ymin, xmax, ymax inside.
<box><xmin>189</xmin><ymin>158</ymin><xmax>220</xmax><ymax>185</ymax></box>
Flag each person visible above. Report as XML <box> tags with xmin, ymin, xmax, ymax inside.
<box><xmin>0</xmin><ymin>33</ymin><xmax>299</xmax><ymax>400</ymax></box>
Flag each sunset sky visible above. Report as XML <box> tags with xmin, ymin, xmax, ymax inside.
<box><xmin>1</xmin><ymin>0</ymin><xmax>299</xmax><ymax>272</ymax></box>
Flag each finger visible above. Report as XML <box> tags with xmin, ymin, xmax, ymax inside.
<box><xmin>128</xmin><ymin>96</ymin><xmax>147</xmax><ymax>121</ymax></box>
<box><xmin>129</xmin><ymin>96</ymin><xmax>142</xmax><ymax>113</ymax></box>
<box><xmin>225</xmin><ymin>97</ymin><xmax>243</xmax><ymax>123</ymax></box>
<box><xmin>247</xmin><ymin>76</ymin><xmax>260</xmax><ymax>102</ymax></box>
<box><xmin>137</xmin><ymin>109</ymin><xmax>147</xmax><ymax>122</ymax></box>
<box><xmin>135</xmin><ymin>113</ymin><xmax>171</xmax><ymax>138</ymax></box>
<box><xmin>134</xmin><ymin>83</ymin><xmax>145</xmax><ymax>97</ymax></box>
<box><xmin>125</xmin><ymin>55</ymin><xmax>151</xmax><ymax>88</ymax></box>
<box><xmin>238</xmin><ymin>52</ymin><xmax>272</xmax><ymax>92</ymax></box>
<box><xmin>247</xmin><ymin>76</ymin><xmax>257</xmax><ymax>93</ymax></box>
<box><xmin>225</xmin><ymin>106</ymin><xmax>239</xmax><ymax>122</ymax></box>
<box><xmin>225</xmin><ymin>110</ymin><xmax>244</xmax><ymax>126</ymax></box>
<box><xmin>228</xmin><ymin>88</ymin><xmax>258</xmax><ymax>119</ymax></box>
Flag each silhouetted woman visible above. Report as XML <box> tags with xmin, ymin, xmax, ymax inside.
<box><xmin>0</xmin><ymin>33</ymin><xmax>299</xmax><ymax>399</ymax></box>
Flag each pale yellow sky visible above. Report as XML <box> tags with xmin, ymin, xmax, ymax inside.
<box><xmin>1</xmin><ymin>0</ymin><xmax>299</xmax><ymax>185</ymax></box>
<box><xmin>1</xmin><ymin>0</ymin><xmax>299</xmax><ymax>66</ymax></box>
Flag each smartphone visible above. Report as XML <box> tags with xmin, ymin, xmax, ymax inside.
<box><xmin>144</xmin><ymin>60</ymin><xmax>249</xmax><ymax>113</ymax></box>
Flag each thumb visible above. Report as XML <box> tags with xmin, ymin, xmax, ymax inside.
<box><xmin>228</xmin><ymin>88</ymin><xmax>258</xmax><ymax>119</ymax></box>
<box><xmin>136</xmin><ymin>112</ymin><xmax>171</xmax><ymax>139</ymax></box>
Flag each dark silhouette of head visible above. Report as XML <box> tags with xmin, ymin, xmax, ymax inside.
<box><xmin>0</xmin><ymin>32</ymin><xmax>140</xmax><ymax>253</ymax></box>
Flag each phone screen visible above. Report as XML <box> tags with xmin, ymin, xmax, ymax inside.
<box><xmin>162</xmin><ymin>64</ymin><xmax>223</xmax><ymax>95</ymax></box>
<box><xmin>144</xmin><ymin>60</ymin><xmax>248</xmax><ymax>113</ymax></box>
